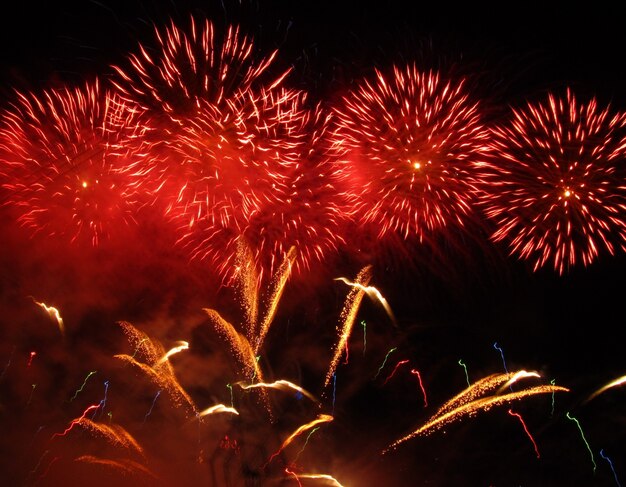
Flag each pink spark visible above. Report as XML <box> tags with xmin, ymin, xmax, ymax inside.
<box><xmin>410</xmin><ymin>368</ymin><xmax>428</xmax><ymax>407</ymax></box>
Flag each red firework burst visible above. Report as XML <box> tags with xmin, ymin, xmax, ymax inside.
<box><xmin>0</xmin><ymin>79</ymin><xmax>146</xmax><ymax>246</ymax></box>
<box><xmin>111</xmin><ymin>16</ymin><xmax>289</xmax><ymax>121</ymax></box>
<box><xmin>136</xmin><ymin>86</ymin><xmax>340</xmax><ymax>282</ymax></box>
<box><xmin>330</xmin><ymin>64</ymin><xmax>489</xmax><ymax>242</ymax></box>
<box><xmin>477</xmin><ymin>88</ymin><xmax>626</xmax><ymax>274</ymax></box>
<box><xmin>240</xmin><ymin>96</ymin><xmax>350</xmax><ymax>281</ymax></box>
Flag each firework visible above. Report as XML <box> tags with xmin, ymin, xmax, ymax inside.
<box><xmin>0</xmin><ymin>79</ymin><xmax>145</xmax><ymax>246</ymax></box>
<box><xmin>111</xmin><ymin>16</ymin><xmax>288</xmax><ymax>121</ymax></box>
<box><xmin>151</xmin><ymin>88</ymin><xmax>341</xmax><ymax>284</ymax></box>
<box><xmin>114</xmin><ymin>322</ymin><xmax>196</xmax><ymax>417</ymax></box>
<box><xmin>383</xmin><ymin>371</ymin><xmax>569</xmax><ymax>453</ymax></box>
<box><xmin>586</xmin><ymin>374</ymin><xmax>626</xmax><ymax>403</ymax></box>
<box><xmin>239</xmin><ymin>101</ymin><xmax>350</xmax><ymax>282</ymax></box>
<box><xmin>477</xmin><ymin>88</ymin><xmax>626</xmax><ymax>274</ymax></box>
<box><xmin>31</xmin><ymin>298</ymin><xmax>65</xmax><ymax>336</ymax></box>
<box><xmin>330</xmin><ymin>64</ymin><xmax>488</xmax><ymax>243</ymax></box>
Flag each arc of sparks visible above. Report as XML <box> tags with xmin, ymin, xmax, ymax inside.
<box><xmin>156</xmin><ymin>341</ymin><xmax>189</xmax><ymax>365</ymax></box>
<box><xmin>295</xmin><ymin>473</ymin><xmax>346</xmax><ymax>486</ymax></box>
<box><xmin>334</xmin><ymin>275</ymin><xmax>396</xmax><ymax>325</ymax></box>
<box><xmin>31</xmin><ymin>298</ymin><xmax>65</xmax><ymax>336</ymax></box>
<box><xmin>75</xmin><ymin>456</ymin><xmax>157</xmax><ymax>479</ymax></box>
<box><xmin>255</xmin><ymin>246</ymin><xmax>297</xmax><ymax>353</ymax></box>
<box><xmin>198</xmin><ymin>404</ymin><xmax>240</xmax><ymax>417</ymax></box>
<box><xmin>235</xmin><ymin>379</ymin><xmax>319</xmax><ymax>403</ymax></box>
<box><xmin>324</xmin><ymin>266</ymin><xmax>373</xmax><ymax>388</ymax></box>
<box><xmin>267</xmin><ymin>414</ymin><xmax>334</xmax><ymax>466</ymax></box>
<box><xmin>383</xmin><ymin>371</ymin><xmax>569</xmax><ymax>454</ymax></box>
<box><xmin>585</xmin><ymin>374</ymin><xmax>626</xmax><ymax>403</ymax></box>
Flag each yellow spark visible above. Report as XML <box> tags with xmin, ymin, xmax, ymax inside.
<box><xmin>334</xmin><ymin>275</ymin><xmax>396</xmax><ymax>325</ymax></box>
<box><xmin>156</xmin><ymin>341</ymin><xmax>189</xmax><ymax>365</ymax></box>
<box><xmin>586</xmin><ymin>374</ymin><xmax>626</xmax><ymax>403</ymax></box>
<box><xmin>297</xmin><ymin>473</ymin><xmax>346</xmax><ymax>486</ymax></box>
<box><xmin>32</xmin><ymin>298</ymin><xmax>65</xmax><ymax>336</ymax></box>
<box><xmin>278</xmin><ymin>414</ymin><xmax>334</xmax><ymax>452</ymax></box>
<box><xmin>235</xmin><ymin>379</ymin><xmax>319</xmax><ymax>403</ymax></box>
<box><xmin>198</xmin><ymin>404</ymin><xmax>239</xmax><ymax>417</ymax></box>
<box><xmin>496</xmin><ymin>370</ymin><xmax>541</xmax><ymax>394</ymax></box>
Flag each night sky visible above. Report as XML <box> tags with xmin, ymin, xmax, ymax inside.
<box><xmin>1</xmin><ymin>2</ymin><xmax>625</xmax><ymax>486</ymax></box>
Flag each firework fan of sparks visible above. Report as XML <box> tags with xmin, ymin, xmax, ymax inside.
<box><xmin>477</xmin><ymin>88</ymin><xmax>626</xmax><ymax>274</ymax></box>
<box><xmin>111</xmin><ymin>16</ymin><xmax>289</xmax><ymax>121</ymax></box>
<box><xmin>0</xmin><ymin>79</ymin><xmax>146</xmax><ymax>246</ymax></box>
<box><xmin>330</xmin><ymin>63</ymin><xmax>489</xmax><ymax>242</ymax></box>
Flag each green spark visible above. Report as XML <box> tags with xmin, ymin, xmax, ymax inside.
<box><xmin>70</xmin><ymin>371</ymin><xmax>97</xmax><ymax>401</ymax></box>
<box><xmin>458</xmin><ymin>359</ymin><xmax>470</xmax><ymax>387</ymax></box>
<box><xmin>567</xmin><ymin>412</ymin><xmax>596</xmax><ymax>472</ymax></box>
<box><xmin>374</xmin><ymin>348</ymin><xmax>397</xmax><ymax>379</ymax></box>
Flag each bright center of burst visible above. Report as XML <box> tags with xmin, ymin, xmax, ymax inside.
<box><xmin>564</xmin><ymin>189</ymin><xmax>571</xmax><ymax>198</ymax></box>
<box><xmin>412</xmin><ymin>161</ymin><xmax>421</xmax><ymax>170</ymax></box>
<box><xmin>82</xmin><ymin>181</ymin><xmax>88</xmax><ymax>188</ymax></box>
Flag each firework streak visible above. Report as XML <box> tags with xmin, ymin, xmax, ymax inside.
<box><xmin>383</xmin><ymin>371</ymin><xmax>568</xmax><ymax>453</ymax></box>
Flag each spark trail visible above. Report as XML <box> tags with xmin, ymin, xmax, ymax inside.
<box><xmin>235</xmin><ymin>380</ymin><xmax>319</xmax><ymax>403</ymax></box>
<box><xmin>493</xmin><ymin>342</ymin><xmax>509</xmax><ymax>374</ymax></box>
<box><xmin>383</xmin><ymin>359</ymin><xmax>409</xmax><ymax>385</ymax></box>
<box><xmin>198</xmin><ymin>404</ymin><xmax>239</xmax><ymax>417</ymax></box>
<box><xmin>458</xmin><ymin>359</ymin><xmax>470</xmax><ymax>386</ymax></box>
<box><xmin>52</xmin><ymin>404</ymin><xmax>100</xmax><ymax>439</ymax></box>
<box><xmin>70</xmin><ymin>371</ymin><xmax>97</xmax><ymax>402</ymax></box>
<box><xmin>508</xmin><ymin>408</ymin><xmax>540</xmax><ymax>458</ymax></box>
<box><xmin>586</xmin><ymin>374</ymin><xmax>626</xmax><ymax>403</ymax></box>
<box><xmin>375</xmin><ymin>347</ymin><xmax>397</xmax><ymax>379</ymax></box>
<box><xmin>266</xmin><ymin>414</ymin><xmax>334</xmax><ymax>466</ymax></box>
<box><xmin>325</xmin><ymin>266</ymin><xmax>372</xmax><ymax>388</ymax></box>
<box><xmin>566</xmin><ymin>412</ymin><xmax>596</xmax><ymax>472</ymax></box>
<box><xmin>600</xmin><ymin>449</ymin><xmax>622</xmax><ymax>487</ymax></box>
<box><xmin>383</xmin><ymin>371</ymin><xmax>568</xmax><ymax>453</ymax></box>
<box><xmin>143</xmin><ymin>390</ymin><xmax>161</xmax><ymax>424</ymax></box>
<box><xmin>334</xmin><ymin>277</ymin><xmax>396</xmax><ymax>324</ymax></box>
<box><xmin>32</xmin><ymin>299</ymin><xmax>65</xmax><ymax>336</ymax></box>
<box><xmin>411</xmin><ymin>369</ymin><xmax>428</xmax><ymax>407</ymax></box>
